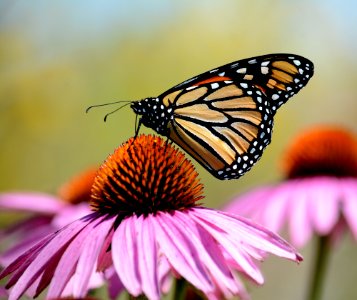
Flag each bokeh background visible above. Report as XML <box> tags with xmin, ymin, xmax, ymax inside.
<box><xmin>1</xmin><ymin>0</ymin><xmax>357</xmax><ymax>299</ymax></box>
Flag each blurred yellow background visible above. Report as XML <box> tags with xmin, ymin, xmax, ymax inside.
<box><xmin>1</xmin><ymin>0</ymin><xmax>357</xmax><ymax>299</ymax></box>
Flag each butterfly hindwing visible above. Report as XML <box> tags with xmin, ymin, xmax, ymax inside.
<box><xmin>164</xmin><ymin>80</ymin><xmax>274</xmax><ymax>179</ymax></box>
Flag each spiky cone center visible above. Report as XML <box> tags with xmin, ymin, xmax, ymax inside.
<box><xmin>90</xmin><ymin>135</ymin><xmax>204</xmax><ymax>217</ymax></box>
<box><xmin>281</xmin><ymin>126</ymin><xmax>357</xmax><ymax>179</ymax></box>
<box><xmin>57</xmin><ymin>167</ymin><xmax>97</xmax><ymax>204</ymax></box>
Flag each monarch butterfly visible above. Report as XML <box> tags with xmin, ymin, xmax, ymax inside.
<box><xmin>97</xmin><ymin>54</ymin><xmax>314</xmax><ymax>180</ymax></box>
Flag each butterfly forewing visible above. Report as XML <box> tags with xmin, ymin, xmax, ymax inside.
<box><xmin>165</xmin><ymin>53</ymin><xmax>314</xmax><ymax>113</ymax></box>
<box><xmin>131</xmin><ymin>53</ymin><xmax>314</xmax><ymax>180</ymax></box>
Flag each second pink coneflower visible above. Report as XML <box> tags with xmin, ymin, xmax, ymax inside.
<box><xmin>224</xmin><ymin>125</ymin><xmax>357</xmax><ymax>300</ymax></box>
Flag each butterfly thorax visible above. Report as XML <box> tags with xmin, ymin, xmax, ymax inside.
<box><xmin>131</xmin><ymin>97</ymin><xmax>173</xmax><ymax>136</ymax></box>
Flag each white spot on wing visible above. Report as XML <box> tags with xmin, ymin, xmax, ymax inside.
<box><xmin>236</xmin><ymin>68</ymin><xmax>247</xmax><ymax>74</ymax></box>
<box><xmin>211</xmin><ymin>82</ymin><xmax>219</xmax><ymax>89</ymax></box>
<box><xmin>261</xmin><ymin>66</ymin><xmax>269</xmax><ymax>74</ymax></box>
<box><xmin>240</xmin><ymin>83</ymin><xmax>248</xmax><ymax>88</ymax></box>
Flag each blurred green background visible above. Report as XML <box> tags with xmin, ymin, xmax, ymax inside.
<box><xmin>1</xmin><ymin>0</ymin><xmax>357</xmax><ymax>299</ymax></box>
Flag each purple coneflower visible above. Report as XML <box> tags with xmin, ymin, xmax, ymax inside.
<box><xmin>1</xmin><ymin>135</ymin><xmax>301</xmax><ymax>300</ymax></box>
<box><xmin>224</xmin><ymin>125</ymin><xmax>357</xmax><ymax>300</ymax></box>
<box><xmin>0</xmin><ymin>167</ymin><xmax>97</xmax><ymax>266</ymax></box>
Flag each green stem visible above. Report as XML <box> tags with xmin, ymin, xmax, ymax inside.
<box><xmin>306</xmin><ymin>235</ymin><xmax>331</xmax><ymax>300</ymax></box>
<box><xmin>173</xmin><ymin>278</ymin><xmax>187</xmax><ymax>300</ymax></box>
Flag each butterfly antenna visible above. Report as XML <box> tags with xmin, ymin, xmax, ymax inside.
<box><xmin>86</xmin><ymin>100</ymin><xmax>132</xmax><ymax>114</ymax></box>
<box><xmin>103</xmin><ymin>102</ymin><xmax>132</xmax><ymax>122</ymax></box>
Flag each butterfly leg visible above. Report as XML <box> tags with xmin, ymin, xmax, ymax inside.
<box><xmin>134</xmin><ymin>115</ymin><xmax>142</xmax><ymax>139</ymax></box>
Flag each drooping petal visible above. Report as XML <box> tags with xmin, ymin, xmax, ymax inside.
<box><xmin>0</xmin><ymin>216</ymin><xmax>54</xmax><ymax>266</ymax></box>
<box><xmin>112</xmin><ymin>216</ymin><xmax>142</xmax><ymax>296</ymax></box>
<box><xmin>285</xmin><ymin>181</ymin><xmax>313</xmax><ymax>247</ymax></box>
<box><xmin>260</xmin><ymin>185</ymin><xmax>290</xmax><ymax>232</ymax></box>
<box><xmin>192</xmin><ymin>208</ymin><xmax>301</xmax><ymax>261</ymax></box>
<box><xmin>137</xmin><ymin>215</ymin><xmax>160</xmax><ymax>300</ymax></box>
<box><xmin>5</xmin><ymin>215</ymin><xmax>95</xmax><ymax>300</ymax></box>
<box><xmin>97</xmin><ymin>229</ymin><xmax>114</xmax><ymax>271</ymax></box>
<box><xmin>158</xmin><ymin>256</ymin><xmax>172</xmax><ymax>294</ymax></box>
<box><xmin>0</xmin><ymin>233</ymin><xmax>54</xmax><ymax>282</ymax></box>
<box><xmin>341</xmin><ymin>178</ymin><xmax>357</xmax><ymax>239</ymax></box>
<box><xmin>31</xmin><ymin>250</ymin><xmax>63</xmax><ymax>298</ymax></box>
<box><xmin>189</xmin><ymin>209</ymin><xmax>264</xmax><ymax>284</ymax></box>
<box><xmin>153</xmin><ymin>211</ymin><xmax>214</xmax><ymax>294</ymax></box>
<box><xmin>61</xmin><ymin>270</ymin><xmax>104</xmax><ymax>298</ymax></box>
<box><xmin>72</xmin><ymin>215</ymin><xmax>115</xmax><ymax>297</ymax></box>
<box><xmin>306</xmin><ymin>177</ymin><xmax>340</xmax><ymax>235</ymax></box>
<box><xmin>224</xmin><ymin>185</ymin><xmax>290</xmax><ymax>234</ymax></box>
<box><xmin>173</xmin><ymin>210</ymin><xmax>239</xmax><ymax>298</ymax></box>
<box><xmin>46</xmin><ymin>216</ymin><xmax>110</xmax><ymax>298</ymax></box>
<box><xmin>106</xmin><ymin>269</ymin><xmax>125</xmax><ymax>300</ymax></box>
<box><xmin>224</xmin><ymin>187</ymin><xmax>271</xmax><ymax>218</ymax></box>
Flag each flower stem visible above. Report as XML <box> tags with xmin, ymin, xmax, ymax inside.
<box><xmin>306</xmin><ymin>235</ymin><xmax>331</xmax><ymax>300</ymax></box>
<box><xmin>173</xmin><ymin>278</ymin><xmax>187</xmax><ymax>300</ymax></box>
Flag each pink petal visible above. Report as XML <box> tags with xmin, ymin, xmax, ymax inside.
<box><xmin>194</xmin><ymin>209</ymin><xmax>300</xmax><ymax>262</ymax></box>
<box><xmin>97</xmin><ymin>229</ymin><xmax>114</xmax><ymax>271</ymax></box>
<box><xmin>306</xmin><ymin>178</ymin><xmax>340</xmax><ymax>235</ymax></box>
<box><xmin>0</xmin><ymin>217</ymin><xmax>54</xmax><ymax>266</ymax></box>
<box><xmin>106</xmin><ymin>269</ymin><xmax>125</xmax><ymax>300</ymax></box>
<box><xmin>0</xmin><ymin>193</ymin><xmax>65</xmax><ymax>214</ymax></box>
<box><xmin>31</xmin><ymin>251</ymin><xmax>63</xmax><ymax>298</ymax></box>
<box><xmin>51</xmin><ymin>203</ymin><xmax>93</xmax><ymax>228</ymax></box>
<box><xmin>260</xmin><ymin>185</ymin><xmax>290</xmax><ymax>232</ymax></box>
<box><xmin>24</xmin><ymin>274</ymin><xmax>42</xmax><ymax>298</ymax></box>
<box><xmin>173</xmin><ymin>211</ymin><xmax>239</xmax><ymax>297</ymax></box>
<box><xmin>112</xmin><ymin>216</ymin><xmax>142</xmax><ymax>296</ymax></box>
<box><xmin>285</xmin><ymin>181</ymin><xmax>313</xmax><ymax>247</ymax></box>
<box><xmin>0</xmin><ymin>233</ymin><xmax>54</xmax><ymax>281</ymax></box>
<box><xmin>153</xmin><ymin>212</ymin><xmax>214</xmax><ymax>293</ymax></box>
<box><xmin>341</xmin><ymin>178</ymin><xmax>357</xmax><ymax>239</ymax></box>
<box><xmin>224</xmin><ymin>185</ymin><xmax>290</xmax><ymax>234</ymax></box>
<box><xmin>1</xmin><ymin>215</ymin><xmax>51</xmax><ymax>237</ymax></box>
<box><xmin>224</xmin><ymin>187</ymin><xmax>272</xmax><ymax>217</ymax></box>
<box><xmin>6</xmin><ymin>216</ymin><xmax>93</xmax><ymax>300</ymax></box>
<box><xmin>72</xmin><ymin>215</ymin><xmax>114</xmax><ymax>297</ymax></box>
<box><xmin>47</xmin><ymin>216</ymin><xmax>110</xmax><ymax>298</ymax></box>
<box><xmin>189</xmin><ymin>209</ymin><xmax>264</xmax><ymax>284</ymax></box>
<box><xmin>137</xmin><ymin>215</ymin><xmax>160</xmax><ymax>300</ymax></box>
<box><xmin>158</xmin><ymin>257</ymin><xmax>172</xmax><ymax>294</ymax></box>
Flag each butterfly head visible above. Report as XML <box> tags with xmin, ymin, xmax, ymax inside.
<box><xmin>131</xmin><ymin>98</ymin><xmax>173</xmax><ymax>136</ymax></box>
